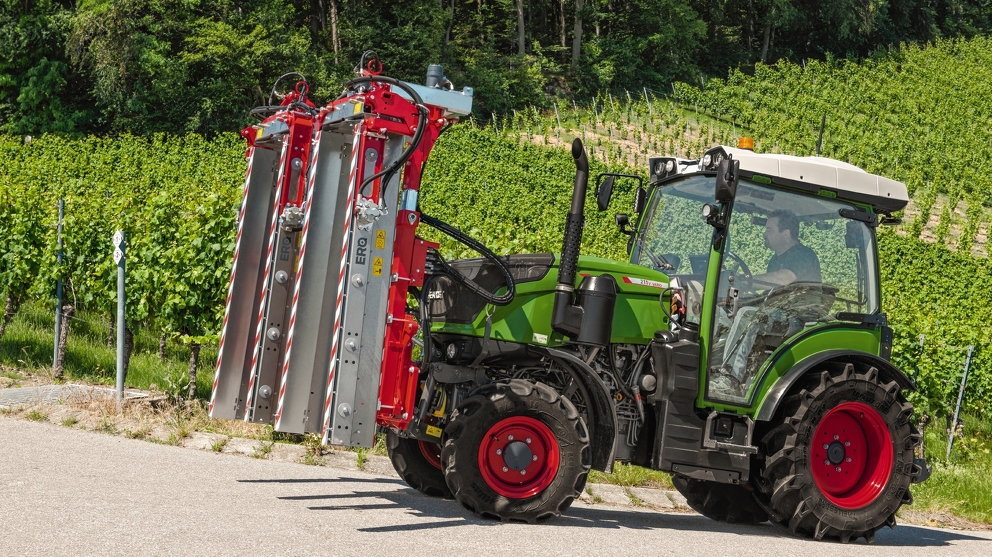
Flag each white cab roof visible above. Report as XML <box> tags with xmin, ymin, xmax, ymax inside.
<box><xmin>719</xmin><ymin>146</ymin><xmax>909</xmax><ymax>213</ymax></box>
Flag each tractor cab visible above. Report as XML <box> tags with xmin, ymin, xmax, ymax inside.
<box><xmin>623</xmin><ymin>143</ymin><xmax>907</xmax><ymax>413</ymax></box>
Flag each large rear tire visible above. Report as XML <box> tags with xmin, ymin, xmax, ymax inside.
<box><xmin>441</xmin><ymin>379</ymin><xmax>590</xmax><ymax>523</ymax></box>
<box><xmin>672</xmin><ymin>475</ymin><xmax>769</xmax><ymax>524</ymax></box>
<box><xmin>386</xmin><ymin>430</ymin><xmax>452</xmax><ymax>498</ymax></box>
<box><xmin>756</xmin><ymin>362</ymin><xmax>918</xmax><ymax>543</ymax></box>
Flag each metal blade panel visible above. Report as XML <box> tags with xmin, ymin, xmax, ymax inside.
<box><xmin>209</xmin><ymin>146</ymin><xmax>279</xmax><ymax>420</ymax></box>
<box><xmin>327</xmin><ymin>135</ymin><xmax>404</xmax><ymax>447</ymax></box>
<box><xmin>274</xmin><ymin>127</ymin><xmax>356</xmax><ymax>433</ymax></box>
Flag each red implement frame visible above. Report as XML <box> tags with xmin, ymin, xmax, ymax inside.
<box><xmin>315</xmin><ymin>77</ymin><xmax>448</xmax><ymax>434</ymax></box>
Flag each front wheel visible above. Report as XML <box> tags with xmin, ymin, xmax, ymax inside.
<box><xmin>756</xmin><ymin>362</ymin><xmax>918</xmax><ymax>543</ymax></box>
<box><xmin>441</xmin><ymin>379</ymin><xmax>590</xmax><ymax>523</ymax></box>
<box><xmin>386</xmin><ymin>431</ymin><xmax>452</xmax><ymax>498</ymax></box>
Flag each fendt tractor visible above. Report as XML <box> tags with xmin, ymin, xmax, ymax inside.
<box><xmin>210</xmin><ymin>54</ymin><xmax>930</xmax><ymax>543</ymax></box>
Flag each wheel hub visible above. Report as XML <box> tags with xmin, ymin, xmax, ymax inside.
<box><xmin>478</xmin><ymin>416</ymin><xmax>560</xmax><ymax>498</ymax></box>
<box><xmin>810</xmin><ymin>401</ymin><xmax>893</xmax><ymax>509</ymax></box>
<box><xmin>502</xmin><ymin>440</ymin><xmax>534</xmax><ymax>470</ymax></box>
<box><xmin>826</xmin><ymin>441</ymin><xmax>846</xmax><ymax>465</ymax></box>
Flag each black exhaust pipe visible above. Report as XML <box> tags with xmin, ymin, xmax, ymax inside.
<box><xmin>552</xmin><ymin>139</ymin><xmax>616</xmax><ymax>345</ymax></box>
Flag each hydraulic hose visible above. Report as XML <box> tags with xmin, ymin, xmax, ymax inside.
<box><xmin>343</xmin><ymin>75</ymin><xmax>429</xmax><ymax>205</ymax></box>
<box><xmin>420</xmin><ymin>213</ymin><xmax>516</xmax><ymax>306</ymax></box>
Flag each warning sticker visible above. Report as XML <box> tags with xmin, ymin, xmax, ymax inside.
<box><xmin>425</xmin><ymin>425</ymin><xmax>442</xmax><ymax>438</ymax></box>
<box><xmin>372</xmin><ymin>257</ymin><xmax>383</xmax><ymax>276</ymax></box>
<box><xmin>375</xmin><ymin>230</ymin><xmax>386</xmax><ymax>250</ymax></box>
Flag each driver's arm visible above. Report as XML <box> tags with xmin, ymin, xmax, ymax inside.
<box><xmin>749</xmin><ymin>268</ymin><xmax>796</xmax><ymax>287</ymax></box>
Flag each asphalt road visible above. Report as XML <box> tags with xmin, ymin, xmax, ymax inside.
<box><xmin>2</xmin><ymin>418</ymin><xmax>990</xmax><ymax>557</ymax></box>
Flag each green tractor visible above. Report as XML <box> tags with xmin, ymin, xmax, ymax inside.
<box><xmin>388</xmin><ymin>138</ymin><xmax>928</xmax><ymax>542</ymax></box>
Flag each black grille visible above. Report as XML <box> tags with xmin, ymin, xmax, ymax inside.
<box><xmin>428</xmin><ymin>253</ymin><xmax>554</xmax><ymax>324</ymax></box>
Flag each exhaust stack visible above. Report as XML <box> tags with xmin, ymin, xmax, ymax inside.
<box><xmin>551</xmin><ymin>139</ymin><xmax>616</xmax><ymax>346</ymax></box>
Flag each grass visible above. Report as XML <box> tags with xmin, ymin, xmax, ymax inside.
<box><xmin>252</xmin><ymin>441</ymin><xmax>274</xmax><ymax>459</ymax></box>
<box><xmin>25</xmin><ymin>409</ymin><xmax>47</xmax><ymax>422</ymax></box>
<box><xmin>211</xmin><ymin>437</ymin><xmax>229</xmax><ymax>453</ymax></box>
<box><xmin>299</xmin><ymin>433</ymin><xmax>325</xmax><ymax>466</ymax></box>
<box><xmin>0</xmin><ymin>304</ymin><xmax>216</xmax><ymax>398</ymax></box>
<box><xmin>588</xmin><ymin>462</ymin><xmax>674</xmax><ymax>490</ymax></box>
<box><xmin>909</xmin><ymin>417</ymin><xmax>992</xmax><ymax>524</ymax></box>
<box><xmin>61</xmin><ymin>415</ymin><xmax>78</xmax><ymax>427</ymax></box>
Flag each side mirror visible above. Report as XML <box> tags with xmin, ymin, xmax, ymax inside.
<box><xmin>633</xmin><ymin>186</ymin><xmax>647</xmax><ymax>213</ymax></box>
<box><xmin>714</xmin><ymin>158</ymin><xmax>739</xmax><ymax>203</ymax></box>
<box><xmin>615</xmin><ymin>213</ymin><xmax>635</xmax><ymax>236</ymax></box>
<box><xmin>596</xmin><ymin>175</ymin><xmax>615</xmax><ymax>211</ymax></box>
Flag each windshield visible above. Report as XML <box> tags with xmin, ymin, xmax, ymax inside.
<box><xmin>707</xmin><ymin>178</ymin><xmax>880</xmax><ymax>404</ymax></box>
<box><xmin>633</xmin><ymin>175</ymin><xmax>718</xmax><ymax>325</ymax></box>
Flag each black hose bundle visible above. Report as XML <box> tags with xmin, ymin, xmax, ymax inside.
<box><xmin>419</xmin><ymin>213</ymin><xmax>515</xmax><ymax>306</ymax></box>
<box><xmin>342</xmin><ymin>73</ymin><xmax>428</xmax><ymax>205</ymax></box>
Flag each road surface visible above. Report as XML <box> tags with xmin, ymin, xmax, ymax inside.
<box><xmin>2</xmin><ymin>418</ymin><xmax>990</xmax><ymax>556</ymax></box>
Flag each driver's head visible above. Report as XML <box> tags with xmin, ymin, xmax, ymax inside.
<box><xmin>764</xmin><ymin>210</ymin><xmax>799</xmax><ymax>254</ymax></box>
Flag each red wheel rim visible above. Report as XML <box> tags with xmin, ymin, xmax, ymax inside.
<box><xmin>418</xmin><ymin>441</ymin><xmax>443</xmax><ymax>470</ymax></box>
<box><xmin>478</xmin><ymin>416</ymin><xmax>560</xmax><ymax>498</ymax></box>
<box><xmin>810</xmin><ymin>401</ymin><xmax>893</xmax><ymax>509</ymax></box>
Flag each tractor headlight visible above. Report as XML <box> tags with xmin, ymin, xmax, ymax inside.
<box><xmin>650</xmin><ymin>157</ymin><xmax>679</xmax><ymax>183</ymax></box>
<box><xmin>701</xmin><ymin>147</ymin><xmax>728</xmax><ymax>171</ymax></box>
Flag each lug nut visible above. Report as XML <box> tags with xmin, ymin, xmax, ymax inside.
<box><xmin>520</xmin><ymin>470</ymin><xmax>526</xmax><ymax>475</ymax></box>
<box><xmin>844</xmin><ymin>441</ymin><xmax>850</xmax><ymax>446</ymax></box>
<box><xmin>824</xmin><ymin>460</ymin><xmax>830</xmax><ymax>465</ymax></box>
<box><xmin>835</xmin><ymin>467</ymin><xmax>842</xmax><ymax>472</ymax></box>
<box><xmin>508</xmin><ymin>435</ymin><xmax>514</xmax><ymax>441</ymax></box>
<box><xmin>823</xmin><ymin>444</ymin><xmax>829</xmax><ymax>449</ymax></box>
<box><xmin>526</xmin><ymin>438</ymin><xmax>531</xmax><ymax>444</ymax></box>
<box><xmin>532</xmin><ymin>455</ymin><xmax>538</xmax><ymax>461</ymax></box>
<box><xmin>496</xmin><ymin>449</ymin><xmax>502</xmax><ymax>455</ymax></box>
<box><xmin>846</xmin><ymin>457</ymin><xmax>852</xmax><ymax>462</ymax></box>
<box><xmin>834</xmin><ymin>434</ymin><xmax>839</xmax><ymax>440</ymax></box>
<box><xmin>502</xmin><ymin>467</ymin><xmax>508</xmax><ymax>472</ymax></box>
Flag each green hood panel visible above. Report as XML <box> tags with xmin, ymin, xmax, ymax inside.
<box><xmin>431</xmin><ymin>254</ymin><xmax>669</xmax><ymax>346</ymax></box>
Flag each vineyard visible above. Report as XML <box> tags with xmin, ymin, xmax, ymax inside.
<box><xmin>1</xmin><ymin>36</ymin><xmax>991</xmax><ymax>430</ymax></box>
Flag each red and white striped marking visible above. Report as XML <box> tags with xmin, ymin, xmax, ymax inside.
<box><xmin>244</xmin><ymin>137</ymin><xmax>290</xmax><ymax>422</ymax></box>
<box><xmin>209</xmin><ymin>146</ymin><xmax>255</xmax><ymax>416</ymax></box>
<box><xmin>273</xmin><ymin>123</ymin><xmax>323</xmax><ymax>429</ymax></box>
<box><xmin>321</xmin><ymin>122</ymin><xmax>364</xmax><ymax>443</ymax></box>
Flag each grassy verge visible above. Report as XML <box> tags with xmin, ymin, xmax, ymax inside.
<box><xmin>0</xmin><ymin>303</ymin><xmax>215</xmax><ymax>398</ymax></box>
<box><xmin>909</xmin><ymin>419</ymin><xmax>992</xmax><ymax>524</ymax></box>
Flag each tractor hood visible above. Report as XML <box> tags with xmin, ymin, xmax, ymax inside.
<box><xmin>427</xmin><ymin>253</ymin><xmax>669</xmax><ymax>346</ymax></box>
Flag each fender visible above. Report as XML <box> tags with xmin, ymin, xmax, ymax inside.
<box><xmin>544</xmin><ymin>347</ymin><xmax>619</xmax><ymax>473</ymax></box>
<box><xmin>755</xmin><ymin>350</ymin><xmax>915</xmax><ymax>422</ymax></box>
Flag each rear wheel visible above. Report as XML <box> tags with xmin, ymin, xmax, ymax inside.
<box><xmin>441</xmin><ymin>379</ymin><xmax>590</xmax><ymax>522</ymax></box>
<box><xmin>386</xmin><ymin>430</ymin><xmax>452</xmax><ymax>498</ymax></box>
<box><xmin>756</xmin><ymin>362</ymin><xmax>918</xmax><ymax>543</ymax></box>
<box><xmin>672</xmin><ymin>475</ymin><xmax>769</xmax><ymax>524</ymax></box>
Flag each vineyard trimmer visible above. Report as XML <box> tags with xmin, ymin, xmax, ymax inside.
<box><xmin>211</xmin><ymin>55</ymin><xmax>929</xmax><ymax>542</ymax></box>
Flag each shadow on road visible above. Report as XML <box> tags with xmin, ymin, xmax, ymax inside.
<box><xmin>241</xmin><ymin>476</ymin><xmax>991</xmax><ymax>546</ymax></box>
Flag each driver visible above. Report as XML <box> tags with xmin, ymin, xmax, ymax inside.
<box><xmin>713</xmin><ymin>210</ymin><xmax>822</xmax><ymax>401</ymax></box>
<box><xmin>749</xmin><ymin>209</ymin><xmax>821</xmax><ymax>286</ymax></box>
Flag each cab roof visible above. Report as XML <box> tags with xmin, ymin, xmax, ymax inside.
<box><xmin>721</xmin><ymin>147</ymin><xmax>908</xmax><ymax>214</ymax></box>
<box><xmin>651</xmin><ymin>147</ymin><xmax>909</xmax><ymax>215</ymax></box>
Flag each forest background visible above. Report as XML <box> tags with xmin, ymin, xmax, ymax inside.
<box><xmin>6</xmin><ymin>0</ymin><xmax>992</xmax><ymax>135</ymax></box>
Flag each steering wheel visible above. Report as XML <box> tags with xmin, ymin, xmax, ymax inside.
<box><xmin>756</xmin><ymin>281</ymin><xmax>839</xmax><ymax>320</ymax></box>
<box><xmin>723</xmin><ymin>251</ymin><xmax>752</xmax><ymax>286</ymax></box>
